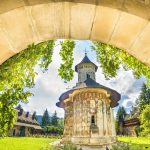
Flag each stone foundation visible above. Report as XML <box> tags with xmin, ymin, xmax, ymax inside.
<box><xmin>71</xmin><ymin>136</ymin><xmax>116</xmax><ymax>146</ymax></box>
<box><xmin>62</xmin><ymin>88</ymin><xmax>117</xmax><ymax>146</ymax></box>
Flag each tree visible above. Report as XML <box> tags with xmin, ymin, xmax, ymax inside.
<box><xmin>58</xmin><ymin>40</ymin><xmax>75</xmax><ymax>81</ymax></box>
<box><xmin>139</xmin><ymin>105</ymin><xmax>150</xmax><ymax>136</ymax></box>
<box><xmin>41</xmin><ymin>109</ymin><xmax>50</xmax><ymax>127</ymax></box>
<box><xmin>0</xmin><ymin>41</ymin><xmax>55</xmax><ymax>136</ymax></box>
<box><xmin>0</xmin><ymin>40</ymin><xmax>75</xmax><ymax>136</ymax></box>
<box><xmin>136</xmin><ymin>83</ymin><xmax>150</xmax><ymax>111</ymax></box>
<box><xmin>91</xmin><ymin>42</ymin><xmax>150</xmax><ymax>85</ymax></box>
<box><xmin>116</xmin><ymin>106</ymin><xmax>126</xmax><ymax>122</ymax></box>
<box><xmin>51</xmin><ymin>111</ymin><xmax>58</xmax><ymax>126</ymax></box>
<box><xmin>116</xmin><ymin>106</ymin><xmax>126</xmax><ymax>135</ymax></box>
<box><xmin>58</xmin><ymin>118</ymin><xmax>64</xmax><ymax>128</ymax></box>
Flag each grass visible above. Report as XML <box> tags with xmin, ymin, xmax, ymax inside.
<box><xmin>0</xmin><ymin>137</ymin><xmax>57</xmax><ymax>150</ymax></box>
<box><xmin>117</xmin><ymin>136</ymin><xmax>150</xmax><ymax>150</ymax></box>
<box><xmin>1</xmin><ymin>136</ymin><xmax>150</xmax><ymax>150</ymax></box>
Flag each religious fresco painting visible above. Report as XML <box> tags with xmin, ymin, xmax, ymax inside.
<box><xmin>56</xmin><ymin>54</ymin><xmax>121</xmax><ymax>146</ymax></box>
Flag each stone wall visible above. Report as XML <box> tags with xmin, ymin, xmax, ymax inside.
<box><xmin>63</xmin><ymin>88</ymin><xmax>116</xmax><ymax>145</ymax></box>
<box><xmin>8</xmin><ymin>125</ymin><xmax>32</xmax><ymax>136</ymax></box>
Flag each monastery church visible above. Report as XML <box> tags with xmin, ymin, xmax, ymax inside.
<box><xmin>56</xmin><ymin>53</ymin><xmax>121</xmax><ymax>146</ymax></box>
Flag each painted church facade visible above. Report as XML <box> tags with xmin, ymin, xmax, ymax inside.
<box><xmin>56</xmin><ymin>54</ymin><xmax>120</xmax><ymax>146</ymax></box>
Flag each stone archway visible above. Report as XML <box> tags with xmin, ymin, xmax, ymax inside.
<box><xmin>0</xmin><ymin>0</ymin><xmax>150</xmax><ymax>67</ymax></box>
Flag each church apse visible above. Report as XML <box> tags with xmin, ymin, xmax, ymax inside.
<box><xmin>56</xmin><ymin>54</ymin><xmax>120</xmax><ymax>146</ymax></box>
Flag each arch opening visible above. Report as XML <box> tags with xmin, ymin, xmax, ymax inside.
<box><xmin>0</xmin><ymin>0</ymin><xmax>149</xmax><ymax>67</ymax></box>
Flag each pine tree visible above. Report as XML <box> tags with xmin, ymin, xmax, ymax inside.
<box><xmin>116</xmin><ymin>106</ymin><xmax>126</xmax><ymax>122</ymax></box>
<box><xmin>136</xmin><ymin>83</ymin><xmax>150</xmax><ymax>111</ymax></box>
<box><xmin>51</xmin><ymin>110</ymin><xmax>58</xmax><ymax>126</ymax></box>
<box><xmin>116</xmin><ymin>106</ymin><xmax>126</xmax><ymax>135</ymax></box>
<box><xmin>41</xmin><ymin>109</ymin><xmax>50</xmax><ymax>127</ymax></box>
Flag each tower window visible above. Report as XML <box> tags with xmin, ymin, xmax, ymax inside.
<box><xmin>91</xmin><ymin>115</ymin><xmax>95</xmax><ymax>125</ymax></box>
<box><xmin>87</xmin><ymin>74</ymin><xmax>90</xmax><ymax>79</ymax></box>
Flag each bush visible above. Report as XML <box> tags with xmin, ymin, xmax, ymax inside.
<box><xmin>111</xmin><ymin>143</ymin><xmax>130</xmax><ymax>150</ymax></box>
<box><xmin>43</xmin><ymin>125</ymin><xmax>64</xmax><ymax>135</ymax></box>
<box><xmin>63</xmin><ymin>143</ymin><xmax>77</xmax><ymax>150</ymax></box>
<box><xmin>49</xmin><ymin>143</ymin><xmax>77</xmax><ymax>150</ymax></box>
<box><xmin>139</xmin><ymin>105</ymin><xmax>150</xmax><ymax>136</ymax></box>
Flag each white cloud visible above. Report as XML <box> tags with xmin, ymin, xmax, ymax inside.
<box><xmin>122</xmin><ymin>99</ymin><xmax>133</xmax><ymax>108</ymax></box>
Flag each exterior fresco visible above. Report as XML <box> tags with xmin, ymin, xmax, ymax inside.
<box><xmin>56</xmin><ymin>54</ymin><xmax>121</xmax><ymax>146</ymax></box>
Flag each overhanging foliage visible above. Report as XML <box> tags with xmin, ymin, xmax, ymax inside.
<box><xmin>91</xmin><ymin>42</ymin><xmax>150</xmax><ymax>85</ymax></box>
<box><xmin>0</xmin><ymin>40</ymin><xmax>75</xmax><ymax>136</ymax></box>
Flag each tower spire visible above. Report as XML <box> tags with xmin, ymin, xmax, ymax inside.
<box><xmin>85</xmin><ymin>48</ymin><xmax>87</xmax><ymax>56</ymax></box>
<box><xmin>75</xmin><ymin>51</ymin><xmax>98</xmax><ymax>83</ymax></box>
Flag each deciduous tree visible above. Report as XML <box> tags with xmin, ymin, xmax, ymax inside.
<box><xmin>91</xmin><ymin>42</ymin><xmax>150</xmax><ymax>85</ymax></box>
<box><xmin>0</xmin><ymin>40</ymin><xmax>75</xmax><ymax>136</ymax></box>
<box><xmin>139</xmin><ymin>105</ymin><xmax>150</xmax><ymax>136</ymax></box>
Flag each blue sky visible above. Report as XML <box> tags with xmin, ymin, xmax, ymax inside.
<box><xmin>21</xmin><ymin>40</ymin><xmax>145</xmax><ymax>118</ymax></box>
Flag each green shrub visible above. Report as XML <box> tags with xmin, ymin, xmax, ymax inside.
<box><xmin>111</xmin><ymin>143</ymin><xmax>130</xmax><ymax>150</ymax></box>
<box><xmin>111</xmin><ymin>142</ymin><xmax>149</xmax><ymax>150</ymax></box>
<box><xmin>63</xmin><ymin>143</ymin><xmax>77</xmax><ymax>150</ymax></box>
<box><xmin>43</xmin><ymin>125</ymin><xmax>64</xmax><ymax>135</ymax></box>
<box><xmin>139</xmin><ymin>105</ymin><xmax>150</xmax><ymax>136</ymax></box>
<box><xmin>49</xmin><ymin>143</ymin><xmax>77</xmax><ymax>150</ymax></box>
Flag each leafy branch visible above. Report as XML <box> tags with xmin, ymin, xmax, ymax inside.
<box><xmin>92</xmin><ymin>41</ymin><xmax>150</xmax><ymax>85</ymax></box>
<box><xmin>0</xmin><ymin>40</ymin><xmax>55</xmax><ymax>136</ymax></box>
<box><xmin>58</xmin><ymin>40</ymin><xmax>75</xmax><ymax>81</ymax></box>
<box><xmin>0</xmin><ymin>39</ymin><xmax>75</xmax><ymax>136</ymax></box>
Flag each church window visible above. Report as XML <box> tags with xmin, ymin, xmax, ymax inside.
<box><xmin>91</xmin><ymin>115</ymin><xmax>95</xmax><ymax>125</ymax></box>
<box><xmin>87</xmin><ymin>74</ymin><xmax>90</xmax><ymax>79</ymax></box>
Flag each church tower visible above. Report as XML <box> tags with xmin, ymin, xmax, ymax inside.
<box><xmin>56</xmin><ymin>53</ymin><xmax>121</xmax><ymax>147</ymax></box>
<box><xmin>75</xmin><ymin>53</ymin><xmax>98</xmax><ymax>83</ymax></box>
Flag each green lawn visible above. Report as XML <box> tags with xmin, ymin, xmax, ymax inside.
<box><xmin>1</xmin><ymin>136</ymin><xmax>150</xmax><ymax>150</ymax></box>
<box><xmin>0</xmin><ymin>137</ymin><xmax>57</xmax><ymax>150</ymax></box>
<box><xmin>118</xmin><ymin>136</ymin><xmax>150</xmax><ymax>150</ymax></box>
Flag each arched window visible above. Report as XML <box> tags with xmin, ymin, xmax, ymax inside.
<box><xmin>91</xmin><ymin>115</ymin><xmax>95</xmax><ymax>125</ymax></box>
<box><xmin>87</xmin><ymin>74</ymin><xmax>90</xmax><ymax>79</ymax></box>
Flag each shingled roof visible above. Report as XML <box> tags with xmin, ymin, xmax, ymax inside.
<box><xmin>75</xmin><ymin>55</ymin><xmax>98</xmax><ymax>72</ymax></box>
<box><xmin>56</xmin><ymin>78</ymin><xmax>121</xmax><ymax>108</ymax></box>
<box><xmin>15</xmin><ymin>107</ymin><xmax>42</xmax><ymax>130</ymax></box>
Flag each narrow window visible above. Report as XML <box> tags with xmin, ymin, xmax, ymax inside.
<box><xmin>91</xmin><ymin>115</ymin><xmax>95</xmax><ymax>125</ymax></box>
<box><xmin>87</xmin><ymin>74</ymin><xmax>90</xmax><ymax>79</ymax></box>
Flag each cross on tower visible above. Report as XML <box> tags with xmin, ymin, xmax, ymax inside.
<box><xmin>85</xmin><ymin>48</ymin><xmax>87</xmax><ymax>56</ymax></box>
